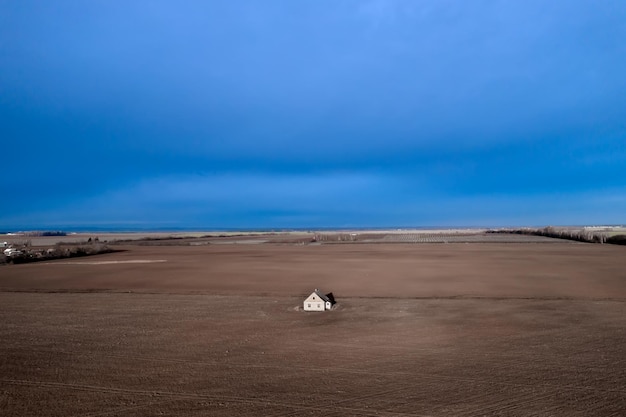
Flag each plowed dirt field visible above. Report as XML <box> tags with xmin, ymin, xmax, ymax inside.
<box><xmin>1</xmin><ymin>240</ymin><xmax>625</xmax><ymax>416</ymax></box>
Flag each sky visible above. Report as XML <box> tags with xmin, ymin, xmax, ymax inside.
<box><xmin>1</xmin><ymin>0</ymin><xmax>625</xmax><ymax>230</ymax></box>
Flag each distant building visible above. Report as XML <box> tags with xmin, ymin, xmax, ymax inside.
<box><xmin>303</xmin><ymin>289</ymin><xmax>336</xmax><ymax>311</ymax></box>
<box><xmin>3</xmin><ymin>248</ymin><xmax>23</xmax><ymax>257</ymax></box>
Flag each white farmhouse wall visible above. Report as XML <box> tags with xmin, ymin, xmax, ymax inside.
<box><xmin>304</xmin><ymin>301</ymin><xmax>324</xmax><ymax>311</ymax></box>
<box><xmin>303</xmin><ymin>292</ymin><xmax>326</xmax><ymax>311</ymax></box>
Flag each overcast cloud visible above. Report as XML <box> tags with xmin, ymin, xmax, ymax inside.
<box><xmin>1</xmin><ymin>1</ymin><xmax>625</xmax><ymax>229</ymax></box>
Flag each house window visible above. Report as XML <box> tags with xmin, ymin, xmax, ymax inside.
<box><xmin>307</xmin><ymin>304</ymin><xmax>311</xmax><ymax>308</ymax></box>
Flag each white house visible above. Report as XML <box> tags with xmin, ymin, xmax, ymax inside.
<box><xmin>303</xmin><ymin>289</ymin><xmax>336</xmax><ymax>311</ymax></box>
<box><xmin>3</xmin><ymin>248</ymin><xmax>23</xmax><ymax>257</ymax></box>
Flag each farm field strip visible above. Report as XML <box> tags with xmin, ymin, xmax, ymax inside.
<box><xmin>1</xmin><ymin>378</ymin><xmax>352</xmax><ymax>416</ymax></box>
<box><xmin>80</xmin><ymin>397</ymin><xmax>184</xmax><ymax>417</ymax></box>
<box><xmin>3</xmin><ymin>378</ymin><xmax>447</xmax><ymax>417</ymax></box>
<box><xmin>2</xmin><ymin>241</ymin><xmax>626</xmax><ymax>416</ymax></box>
<box><xmin>378</xmin><ymin>233</ymin><xmax>565</xmax><ymax>243</ymax></box>
<box><xmin>3</xmin><ymin>296</ymin><xmax>625</xmax><ymax>416</ymax></box>
<box><xmin>43</xmin><ymin>259</ymin><xmax>168</xmax><ymax>265</ymax></box>
<box><xmin>8</xmin><ymin>346</ymin><xmax>624</xmax><ymax>395</ymax></box>
<box><xmin>3</xmin><ymin>242</ymin><xmax>626</xmax><ymax>300</ymax></box>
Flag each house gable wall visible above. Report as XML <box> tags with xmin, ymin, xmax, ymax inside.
<box><xmin>304</xmin><ymin>292</ymin><xmax>326</xmax><ymax>311</ymax></box>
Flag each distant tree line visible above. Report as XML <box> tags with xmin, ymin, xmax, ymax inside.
<box><xmin>606</xmin><ymin>235</ymin><xmax>626</xmax><ymax>245</ymax></box>
<box><xmin>3</xmin><ymin>243</ymin><xmax>121</xmax><ymax>265</ymax></box>
<box><xmin>488</xmin><ymin>227</ymin><xmax>626</xmax><ymax>245</ymax></box>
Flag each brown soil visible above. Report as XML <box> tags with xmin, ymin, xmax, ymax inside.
<box><xmin>1</xmin><ymin>241</ymin><xmax>625</xmax><ymax>416</ymax></box>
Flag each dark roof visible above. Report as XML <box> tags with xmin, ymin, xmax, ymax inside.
<box><xmin>325</xmin><ymin>292</ymin><xmax>336</xmax><ymax>305</ymax></box>
<box><xmin>314</xmin><ymin>289</ymin><xmax>336</xmax><ymax>305</ymax></box>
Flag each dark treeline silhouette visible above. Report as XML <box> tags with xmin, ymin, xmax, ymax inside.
<box><xmin>488</xmin><ymin>227</ymin><xmax>622</xmax><ymax>245</ymax></box>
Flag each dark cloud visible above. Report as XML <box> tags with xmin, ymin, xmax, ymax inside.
<box><xmin>1</xmin><ymin>1</ymin><xmax>625</xmax><ymax>228</ymax></box>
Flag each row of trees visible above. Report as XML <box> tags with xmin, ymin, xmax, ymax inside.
<box><xmin>489</xmin><ymin>227</ymin><xmax>626</xmax><ymax>245</ymax></box>
<box><xmin>3</xmin><ymin>243</ymin><xmax>118</xmax><ymax>264</ymax></box>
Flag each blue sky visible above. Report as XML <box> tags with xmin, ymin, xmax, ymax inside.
<box><xmin>1</xmin><ymin>0</ymin><xmax>625</xmax><ymax>229</ymax></box>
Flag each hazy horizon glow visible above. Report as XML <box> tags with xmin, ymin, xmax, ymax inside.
<box><xmin>2</xmin><ymin>1</ymin><xmax>625</xmax><ymax>229</ymax></box>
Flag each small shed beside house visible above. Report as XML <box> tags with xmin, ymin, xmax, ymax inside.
<box><xmin>303</xmin><ymin>289</ymin><xmax>336</xmax><ymax>311</ymax></box>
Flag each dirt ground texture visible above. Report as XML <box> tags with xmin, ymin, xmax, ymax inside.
<box><xmin>1</xmin><ymin>238</ymin><xmax>625</xmax><ymax>416</ymax></box>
